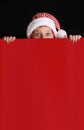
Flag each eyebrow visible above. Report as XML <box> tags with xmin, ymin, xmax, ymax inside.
<box><xmin>33</xmin><ymin>30</ymin><xmax>40</xmax><ymax>32</ymax></box>
<box><xmin>34</xmin><ymin>30</ymin><xmax>52</xmax><ymax>32</ymax></box>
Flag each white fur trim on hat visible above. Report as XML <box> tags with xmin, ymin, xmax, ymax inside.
<box><xmin>26</xmin><ymin>17</ymin><xmax>58</xmax><ymax>38</ymax></box>
<box><xmin>57</xmin><ymin>29</ymin><xmax>67</xmax><ymax>38</ymax></box>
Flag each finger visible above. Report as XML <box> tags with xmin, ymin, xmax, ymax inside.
<box><xmin>9</xmin><ymin>36</ymin><xmax>13</xmax><ymax>42</ymax></box>
<box><xmin>10</xmin><ymin>36</ymin><xmax>16</xmax><ymax>42</ymax></box>
<box><xmin>74</xmin><ymin>35</ymin><xmax>78</xmax><ymax>42</ymax></box>
<box><xmin>74</xmin><ymin>35</ymin><xmax>81</xmax><ymax>42</ymax></box>
<box><xmin>78</xmin><ymin>35</ymin><xmax>82</xmax><ymax>39</ymax></box>
<box><xmin>69</xmin><ymin>35</ymin><xmax>73</xmax><ymax>42</ymax></box>
<box><xmin>70</xmin><ymin>35</ymin><xmax>77</xmax><ymax>43</ymax></box>
<box><xmin>3</xmin><ymin>36</ymin><xmax>7</xmax><ymax>42</ymax></box>
<box><xmin>12</xmin><ymin>36</ymin><xmax>16</xmax><ymax>42</ymax></box>
<box><xmin>6</xmin><ymin>36</ymin><xmax>10</xmax><ymax>43</ymax></box>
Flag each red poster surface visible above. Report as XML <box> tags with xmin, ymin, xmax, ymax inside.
<box><xmin>0</xmin><ymin>38</ymin><xmax>84</xmax><ymax>130</ymax></box>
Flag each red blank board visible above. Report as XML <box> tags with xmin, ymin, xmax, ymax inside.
<box><xmin>0</xmin><ymin>38</ymin><xmax>84</xmax><ymax>130</ymax></box>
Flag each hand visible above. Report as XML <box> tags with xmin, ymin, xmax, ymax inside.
<box><xmin>3</xmin><ymin>36</ymin><xmax>16</xmax><ymax>43</ymax></box>
<box><xmin>69</xmin><ymin>35</ymin><xmax>82</xmax><ymax>43</ymax></box>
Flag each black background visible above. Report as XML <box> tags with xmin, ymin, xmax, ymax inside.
<box><xmin>0</xmin><ymin>0</ymin><xmax>83</xmax><ymax>38</ymax></box>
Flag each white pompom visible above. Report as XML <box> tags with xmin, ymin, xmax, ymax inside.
<box><xmin>57</xmin><ymin>29</ymin><xmax>67</xmax><ymax>38</ymax></box>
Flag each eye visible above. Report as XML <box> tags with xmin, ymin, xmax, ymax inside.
<box><xmin>32</xmin><ymin>32</ymin><xmax>41</xmax><ymax>37</ymax></box>
<box><xmin>46</xmin><ymin>32</ymin><xmax>52</xmax><ymax>36</ymax></box>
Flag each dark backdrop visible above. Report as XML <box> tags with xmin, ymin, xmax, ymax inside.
<box><xmin>0</xmin><ymin>0</ymin><xmax>83</xmax><ymax>38</ymax></box>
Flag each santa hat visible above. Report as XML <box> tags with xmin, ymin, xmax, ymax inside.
<box><xmin>26</xmin><ymin>12</ymin><xmax>67</xmax><ymax>38</ymax></box>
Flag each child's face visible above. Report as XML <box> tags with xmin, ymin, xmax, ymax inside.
<box><xmin>31</xmin><ymin>26</ymin><xmax>55</xmax><ymax>38</ymax></box>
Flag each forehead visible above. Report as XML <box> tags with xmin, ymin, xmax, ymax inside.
<box><xmin>34</xmin><ymin>26</ymin><xmax>53</xmax><ymax>32</ymax></box>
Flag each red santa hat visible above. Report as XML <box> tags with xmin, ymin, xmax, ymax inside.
<box><xmin>26</xmin><ymin>12</ymin><xmax>67</xmax><ymax>38</ymax></box>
